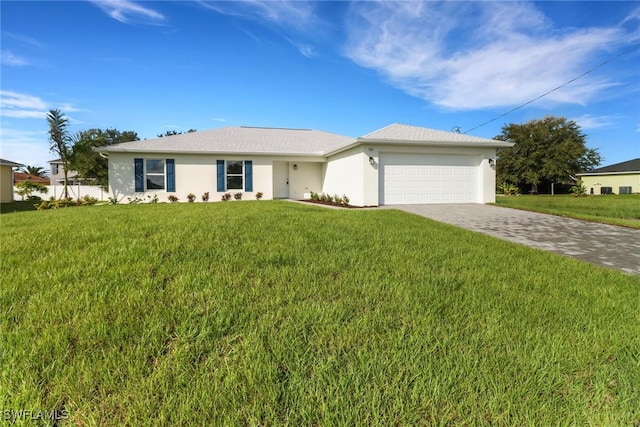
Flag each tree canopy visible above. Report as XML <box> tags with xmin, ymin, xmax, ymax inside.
<box><xmin>157</xmin><ymin>129</ymin><xmax>197</xmax><ymax>138</ymax></box>
<box><xmin>495</xmin><ymin>116</ymin><xmax>601</xmax><ymax>194</ymax></box>
<box><xmin>71</xmin><ymin>129</ymin><xmax>139</xmax><ymax>188</ymax></box>
<box><xmin>19</xmin><ymin>165</ymin><xmax>48</xmax><ymax>177</ymax></box>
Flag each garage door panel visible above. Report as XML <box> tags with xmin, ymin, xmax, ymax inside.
<box><xmin>380</xmin><ymin>154</ymin><xmax>479</xmax><ymax>205</ymax></box>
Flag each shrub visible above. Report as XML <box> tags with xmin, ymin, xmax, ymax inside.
<box><xmin>234</xmin><ymin>192</ymin><xmax>243</xmax><ymax>201</ymax></box>
<box><xmin>16</xmin><ymin>179</ymin><xmax>48</xmax><ymax>201</ymax></box>
<box><xmin>202</xmin><ymin>192</ymin><xmax>210</xmax><ymax>202</ymax></box>
<box><xmin>310</xmin><ymin>192</ymin><xmax>319</xmax><ymax>201</ymax></box>
<box><xmin>36</xmin><ymin>197</ymin><xmax>75</xmax><ymax>210</ymax></box>
<box><xmin>128</xmin><ymin>196</ymin><xmax>144</xmax><ymax>204</ymax></box>
<box><xmin>80</xmin><ymin>195</ymin><xmax>98</xmax><ymax>206</ymax></box>
<box><xmin>333</xmin><ymin>194</ymin><xmax>341</xmax><ymax>204</ymax></box>
<box><xmin>498</xmin><ymin>182</ymin><xmax>520</xmax><ymax>196</ymax></box>
<box><xmin>168</xmin><ymin>194</ymin><xmax>179</xmax><ymax>203</ymax></box>
<box><xmin>187</xmin><ymin>193</ymin><xmax>196</xmax><ymax>203</ymax></box>
<box><xmin>342</xmin><ymin>195</ymin><xmax>350</xmax><ymax>206</ymax></box>
<box><xmin>148</xmin><ymin>194</ymin><xmax>159</xmax><ymax>204</ymax></box>
<box><xmin>256</xmin><ymin>191</ymin><xmax>263</xmax><ymax>200</ymax></box>
<box><xmin>221</xmin><ymin>193</ymin><xmax>232</xmax><ymax>202</ymax></box>
<box><xmin>570</xmin><ymin>181</ymin><xmax>588</xmax><ymax>197</ymax></box>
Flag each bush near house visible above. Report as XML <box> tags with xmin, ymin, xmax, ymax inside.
<box><xmin>1</xmin><ymin>201</ymin><xmax>638</xmax><ymax>425</ymax></box>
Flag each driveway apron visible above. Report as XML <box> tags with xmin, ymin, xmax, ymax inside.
<box><xmin>388</xmin><ymin>204</ymin><xmax>640</xmax><ymax>276</ymax></box>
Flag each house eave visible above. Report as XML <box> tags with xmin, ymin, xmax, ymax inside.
<box><xmin>98</xmin><ymin>147</ymin><xmax>328</xmax><ymax>159</ymax></box>
<box><xmin>323</xmin><ymin>137</ymin><xmax>514</xmax><ymax>157</ymax></box>
<box><xmin>577</xmin><ymin>171</ymin><xmax>640</xmax><ymax>177</ymax></box>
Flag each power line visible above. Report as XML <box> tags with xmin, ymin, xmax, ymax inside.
<box><xmin>461</xmin><ymin>42</ymin><xmax>640</xmax><ymax>134</ymax></box>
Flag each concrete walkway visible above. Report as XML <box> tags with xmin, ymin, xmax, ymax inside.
<box><xmin>387</xmin><ymin>204</ymin><xmax>640</xmax><ymax>276</ymax></box>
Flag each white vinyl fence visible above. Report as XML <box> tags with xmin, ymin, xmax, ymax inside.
<box><xmin>14</xmin><ymin>184</ymin><xmax>110</xmax><ymax>201</ymax></box>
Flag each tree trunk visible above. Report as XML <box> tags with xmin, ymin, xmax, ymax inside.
<box><xmin>63</xmin><ymin>167</ymin><xmax>69</xmax><ymax>199</ymax></box>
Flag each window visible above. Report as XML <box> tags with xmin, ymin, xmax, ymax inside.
<box><xmin>134</xmin><ymin>158</ymin><xmax>175</xmax><ymax>192</ymax></box>
<box><xmin>51</xmin><ymin>163</ymin><xmax>59</xmax><ymax>175</ymax></box>
<box><xmin>226</xmin><ymin>161</ymin><xmax>243</xmax><ymax>190</ymax></box>
<box><xmin>217</xmin><ymin>160</ymin><xmax>253</xmax><ymax>192</ymax></box>
<box><xmin>601</xmin><ymin>187</ymin><xmax>613</xmax><ymax>195</ymax></box>
<box><xmin>146</xmin><ymin>159</ymin><xmax>165</xmax><ymax>190</ymax></box>
<box><xmin>619</xmin><ymin>186</ymin><xmax>632</xmax><ymax>194</ymax></box>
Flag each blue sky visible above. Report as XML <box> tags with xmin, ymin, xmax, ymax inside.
<box><xmin>1</xmin><ymin>1</ymin><xmax>639</xmax><ymax>169</ymax></box>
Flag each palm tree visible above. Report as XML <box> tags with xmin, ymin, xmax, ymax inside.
<box><xmin>19</xmin><ymin>165</ymin><xmax>48</xmax><ymax>177</ymax></box>
<box><xmin>47</xmin><ymin>109</ymin><xmax>72</xmax><ymax>199</ymax></box>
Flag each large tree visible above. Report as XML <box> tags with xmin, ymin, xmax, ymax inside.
<box><xmin>495</xmin><ymin>116</ymin><xmax>602</xmax><ymax>194</ymax></box>
<box><xmin>71</xmin><ymin>128</ymin><xmax>139</xmax><ymax>188</ymax></box>
<box><xmin>47</xmin><ymin>109</ymin><xmax>72</xmax><ymax>198</ymax></box>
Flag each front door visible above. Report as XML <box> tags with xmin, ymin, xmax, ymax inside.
<box><xmin>272</xmin><ymin>161</ymin><xmax>289</xmax><ymax>198</ymax></box>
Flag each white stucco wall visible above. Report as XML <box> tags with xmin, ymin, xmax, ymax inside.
<box><xmin>323</xmin><ymin>147</ymin><xmax>369</xmax><ymax>206</ymax></box>
<box><xmin>481</xmin><ymin>155</ymin><xmax>497</xmax><ymax>203</ymax></box>
<box><xmin>288</xmin><ymin>161</ymin><xmax>323</xmax><ymax>200</ymax></box>
<box><xmin>108</xmin><ymin>153</ymin><xmax>272</xmax><ymax>203</ymax></box>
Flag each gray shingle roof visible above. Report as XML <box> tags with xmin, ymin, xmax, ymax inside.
<box><xmin>99</xmin><ymin>123</ymin><xmax>512</xmax><ymax>157</ymax></box>
<box><xmin>100</xmin><ymin>126</ymin><xmax>354</xmax><ymax>156</ymax></box>
<box><xmin>578</xmin><ymin>158</ymin><xmax>640</xmax><ymax>175</ymax></box>
<box><xmin>0</xmin><ymin>158</ymin><xmax>23</xmax><ymax>167</ymax></box>
<box><xmin>358</xmin><ymin>123</ymin><xmax>512</xmax><ymax>147</ymax></box>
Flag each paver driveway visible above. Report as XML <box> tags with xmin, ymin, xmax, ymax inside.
<box><xmin>389</xmin><ymin>204</ymin><xmax>640</xmax><ymax>276</ymax></box>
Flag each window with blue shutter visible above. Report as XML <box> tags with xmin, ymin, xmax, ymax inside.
<box><xmin>244</xmin><ymin>160</ymin><xmax>253</xmax><ymax>192</ymax></box>
<box><xmin>134</xmin><ymin>158</ymin><xmax>144</xmax><ymax>192</ymax></box>
<box><xmin>216</xmin><ymin>160</ymin><xmax>225</xmax><ymax>192</ymax></box>
<box><xmin>166</xmin><ymin>159</ymin><xmax>175</xmax><ymax>192</ymax></box>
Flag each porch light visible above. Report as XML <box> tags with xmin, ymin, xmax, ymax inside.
<box><xmin>293</xmin><ymin>164</ymin><xmax>298</xmax><ymax>170</ymax></box>
<box><xmin>369</xmin><ymin>156</ymin><xmax>375</xmax><ymax>166</ymax></box>
<box><xmin>489</xmin><ymin>159</ymin><xmax>495</xmax><ymax>166</ymax></box>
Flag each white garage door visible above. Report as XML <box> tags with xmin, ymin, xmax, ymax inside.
<box><xmin>380</xmin><ymin>154</ymin><xmax>480</xmax><ymax>205</ymax></box>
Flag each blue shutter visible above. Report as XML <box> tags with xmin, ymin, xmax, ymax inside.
<box><xmin>166</xmin><ymin>159</ymin><xmax>175</xmax><ymax>192</ymax></box>
<box><xmin>244</xmin><ymin>160</ymin><xmax>253</xmax><ymax>192</ymax></box>
<box><xmin>216</xmin><ymin>160</ymin><xmax>225</xmax><ymax>192</ymax></box>
<box><xmin>134</xmin><ymin>158</ymin><xmax>144</xmax><ymax>192</ymax></box>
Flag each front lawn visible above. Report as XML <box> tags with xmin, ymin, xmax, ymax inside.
<box><xmin>1</xmin><ymin>201</ymin><xmax>639</xmax><ymax>425</ymax></box>
<box><xmin>495</xmin><ymin>194</ymin><xmax>640</xmax><ymax>229</ymax></box>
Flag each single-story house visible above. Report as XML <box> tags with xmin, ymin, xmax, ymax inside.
<box><xmin>577</xmin><ymin>158</ymin><xmax>640</xmax><ymax>195</ymax></box>
<box><xmin>13</xmin><ymin>172</ymin><xmax>51</xmax><ymax>186</ymax></box>
<box><xmin>0</xmin><ymin>158</ymin><xmax>23</xmax><ymax>203</ymax></box>
<box><xmin>99</xmin><ymin>123</ymin><xmax>513</xmax><ymax>206</ymax></box>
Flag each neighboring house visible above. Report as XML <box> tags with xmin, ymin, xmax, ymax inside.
<box><xmin>0</xmin><ymin>158</ymin><xmax>23</xmax><ymax>203</ymax></box>
<box><xmin>99</xmin><ymin>123</ymin><xmax>513</xmax><ymax>206</ymax></box>
<box><xmin>577</xmin><ymin>158</ymin><xmax>640</xmax><ymax>195</ymax></box>
<box><xmin>48</xmin><ymin>159</ymin><xmax>85</xmax><ymax>185</ymax></box>
<box><xmin>13</xmin><ymin>172</ymin><xmax>50</xmax><ymax>186</ymax></box>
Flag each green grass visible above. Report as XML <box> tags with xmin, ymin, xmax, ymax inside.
<box><xmin>1</xmin><ymin>201</ymin><xmax>639</xmax><ymax>425</ymax></box>
<box><xmin>0</xmin><ymin>200</ymin><xmax>39</xmax><ymax>214</ymax></box>
<box><xmin>495</xmin><ymin>194</ymin><xmax>640</xmax><ymax>229</ymax></box>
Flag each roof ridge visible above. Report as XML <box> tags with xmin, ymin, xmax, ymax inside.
<box><xmin>240</xmin><ymin>126</ymin><xmax>313</xmax><ymax>131</ymax></box>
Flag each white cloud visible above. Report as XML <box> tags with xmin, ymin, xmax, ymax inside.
<box><xmin>0</xmin><ymin>91</ymin><xmax>48</xmax><ymax>118</ymax></box>
<box><xmin>198</xmin><ymin>0</ymin><xmax>315</xmax><ymax>31</ymax></box>
<box><xmin>0</xmin><ymin>91</ymin><xmax>82</xmax><ymax>120</ymax></box>
<box><xmin>1</xmin><ymin>51</ymin><xmax>29</xmax><ymax>66</ymax></box>
<box><xmin>570</xmin><ymin>114</ymin><xmax>618</xmax><ymax>130</ymax></box>
<box><xmin>344</xmin><ymin>1</ymin><xmax>631</xmax><ymax>110</ymax></box>
<box><xmin>198</xmin><ymin>0</ymin><xmax>319</xmax><ymax>57</ymax></box>
<box><xmin>0</xmin><ymin>128</ymin><xmax>50</xmax><ymax>167</ymax></box>
<box><xmin>88</xmin><ymin>0</ymin><xmax>165</xmax><ymax>25</ymax></box>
